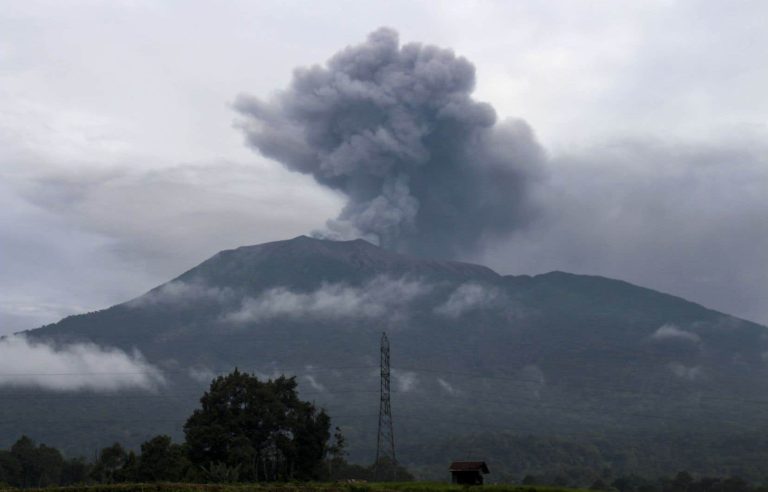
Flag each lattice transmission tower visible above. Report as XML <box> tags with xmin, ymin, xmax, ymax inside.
<box><xmin>374</xmin><ymin>331</ymin><xmax>397</xmax><ymax>480</ymax></box>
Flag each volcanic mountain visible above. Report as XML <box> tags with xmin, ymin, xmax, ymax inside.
<box><xmin>4</xmin><ymin>236</ymin><xmax>768</xmax><ymax>479</ymax></box>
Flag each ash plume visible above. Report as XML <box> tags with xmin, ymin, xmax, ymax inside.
<box><xmin>235</xmin><ymin>28</ymin><xmax>544</xmax><ymax>259</ymax></box>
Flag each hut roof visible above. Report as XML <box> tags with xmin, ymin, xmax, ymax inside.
<box><xmin>449</xmin><ymin>461</ymin><xmax>489</xmax><ymax>473</ymax></box>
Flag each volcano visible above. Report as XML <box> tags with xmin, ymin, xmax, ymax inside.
<box><xmin>4</xmin><ymin>236</ymin><xmax>768</xmax><ymax>479</ymax></box>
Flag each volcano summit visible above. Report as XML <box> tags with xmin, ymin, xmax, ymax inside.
<box><xmin>3</xmin><ymin>236</ymin><xmax>767</xmax><ymax>478</ymax></box>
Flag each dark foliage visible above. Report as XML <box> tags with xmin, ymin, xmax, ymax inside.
<box><xmin>7</xmin><ymin>236</ymin><xmax>768</xmax><ymax>479</ymax></box>
<box><xmin>0</xmin><ymin>436</ymin><xmax>76</xmax><ymax>488</ymax></box>
<box><xmin>404</xmin><ymin>431</ymin><xmax>768</xmax><ymax>485</ymax></box>
<box><xmin>134</xmin><ymin>436</ymin><xmax>190</xmax><ymax>482</ymax></box>
<box><xmin>0</xmin><ymin>370</ymin><xmax>377</xmax><ymax>487</ymax></box>
<box><xmin>184</xmin><ymin>369</ymin><xmax>331</xmax><ymax>481</ymax></box>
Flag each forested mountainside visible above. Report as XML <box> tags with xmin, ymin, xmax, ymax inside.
<box><xmin>3</xmin><ymin>236</ymin><xmax>767</xmax><ymax>480</ymax></box>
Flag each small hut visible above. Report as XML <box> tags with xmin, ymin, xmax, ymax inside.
<box><xmin>449</xmin><ymin>461</ymin><xmax>490</xmax><ymax>485</ymax></box>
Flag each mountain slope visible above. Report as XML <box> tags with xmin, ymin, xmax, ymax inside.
<box><xmin>3</xmin><ymin>236</ymin><xmax>768</xmax><ymax>478</ymax></box>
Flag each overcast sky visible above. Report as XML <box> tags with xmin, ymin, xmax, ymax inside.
<box><xmin>1</xmin><ymin>0</ymin><xmax>767</xmax><ymax>335</ymax></box>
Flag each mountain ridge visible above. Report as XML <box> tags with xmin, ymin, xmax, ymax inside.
<box><xmin>4</xmin><ymin>235</ymin><xmax>768</xmax><ymax>479</ymax></box>
<box><xmin>27</xmin><ymin>235</ymin><xmax>749</xmax><ymax>334</ymax></box>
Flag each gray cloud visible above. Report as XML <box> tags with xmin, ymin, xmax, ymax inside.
<box><xmin>483</xmin><ymin>139</ymin><xmax>768</xmax><ymax>324</ymax></box>
<box><xmin>436</xmin><ymin>377</ymin><xmax>460</xmax><ymax>396</ymax></box>
<box><xmin>3</xmin><ymin>2</ymin><xmax>767</xmax><ymax>335</ymax></box>
<box><xmin>128</xmin><ymin>281</ymin><xmax>234</xmax><ymax>308</ymax></box>
<box><xmin>235</xmin><ymin>28</ymin><xmax>544</xmax><ymax>259</ymax></box>
<box><xmin>434</xmin><ymin>283</ymin><xmax>501</xmax><ymax>318</ymax></box>
<box><xmin>392</xmin><ymin>369</ymin><xmax>418</xmax><ymax>392</ymax></box>
<box><xmin>303</xmin><ymin>374</ymin><xmax>326</xmax><ymax>392</ymax></box>
<box><xmin>187</xmin><ymin>366</ymin><xmax>216</xmax><ymax>384</ymax></box>
<box><xmin>0</xmin><ymin>160</ymin><xmax>338</xmax><ymax>334</ymax></box>
<box><xmin>518</xmin><ymin>364</ymin><xmax>546</xmax><ymax>399</ymax></box>
<box><xmin>668</xmin><ymin>362</ymin><xmax>702</xmax><ymax>381</ymax></box>
<box><xmin>226</xmin><ymin>276</ymin><xmax>431</xmax><ymax>323</ymax></box>
<box><xmin>652</xmin><ymin>324</ymin><xmax>701</xmax><ymax>344</ymax></box>
<box><xmin>0</xmin><ymin>335</ymin><xmax>165</xmax><ymax>391</ymax></box>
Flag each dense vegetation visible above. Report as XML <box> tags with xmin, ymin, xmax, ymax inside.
<box><xmin>10</xmin><ymin>237</ymin><xmax>768</xmax><ymax>463</ymax></box>
<box><xmin>6</xmin><ymin>238</ymin><xmax>768</xmax><ymax>486</ymax></box>
<box><xmin>1</xmin><ymin>430</ymin><xmax>765</xmax><ymax>491</ymax></box>
<box><xmin>184</xmin><ymin>371</ymin><xmax>332</xmax><ymax>481</ymax></box>
<box><xmin>404</xmin><ymin>432</ymin><xmax>768</xmax><ymax>484</ymax></box>
<box><xmin>1</xmin><ymin>474</ymin><xmax>768</xmax><ymax>492</ymax></box>
<box><xmin>0</xmin><ymin>484</ymin><xmax>581</xmax><ymax>492</ymax></box>
<box><xmin>0</xmin><ymin>370</ymin><xmax>411</xmax><ymax>489</ymax></box>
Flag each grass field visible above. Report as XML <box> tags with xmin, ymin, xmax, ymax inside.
<box><xmin>0</xmin><ymin>483</ymin><xmax>583</xmax><ymax>492</ymax></box>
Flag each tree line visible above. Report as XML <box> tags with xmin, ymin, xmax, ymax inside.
<box><xmin>0</xmin><ymin>369</ymin><xmax>411</xmax><ymax>487</ymax></box>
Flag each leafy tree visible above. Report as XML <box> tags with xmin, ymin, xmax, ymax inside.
<box><xmin>90</xmin><ymin>443</ymin><xmax>127</xmax><ymax>484</ymax></box>
<box><xmin>10</xmin><ymin>436</ymin><xmax>65</xmax><ymax>487</ymax></box>
<box><xmin>0</xmin><ymin>450</ymin><xmax>21</xmax><ymax>486</ymax></box>
<box><xmin>114</xmin><ymin>451</ymin><xmax>139</xmax><ymax>483</ymax></box>
<box><xmin>723</xmin><ymin>477</ymin><xmax>749</xmax><ymax>492</ymax></box>
<box><xmin>135</xmin><ymin>435</ymin><xmax>189</xmax><ymax>482</ymax></box>
<box><xmin>670</xmin><ymin>471</ymin><xmax>694</xmax><ymax>492</ymax></box>
<box><xmin>200</xmin><ymin>461</ymin><xmax>242</xmax><ymax>483</ymax></box>
<box><xmin>326</xmin><ymin>426</ymin><xmax>347</xmax><ymax>480</ymax></box>
<box><xmin>591</xmin><ymin>478</ymin><xmax>609</xmax><ymax>490</ymax></box>
<box><xmin>184</xmin><ymin>369</ymin><xmax>331</xmax><ymax>481</ymax></box>
<box><xmin>522</xmin><ymin>474</ymin><xmax>538</xmax><ymax>485</ymax></box>
<box><xmin>614</xmin><ymin>474</ymin><xmax>653</xmax><ymax>492</ymax></box>
<box><xmin>60</xmin><ymin>458</ymin><xmax>90</xmax><ymax>485</ymax></box>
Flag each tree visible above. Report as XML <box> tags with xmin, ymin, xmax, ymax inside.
<box><xmin>10</xmin><ymin>436</ymin><xmax>65</xmax><ymax>488</ymax></box>
<box><xmin>60</xmin><ymin>458</ymin><xmax>90</xmax><ymax>485</ymax></box>
<box><xmin>591</xmin><ymin>479</ymin><xmax>609</xmax><ymax>490</ymax></box>
<box><xmin>522</xmin><ymin>475</ymin><xmax>538</xmax><ymax>485</ymax></box>
<box><xmin>0</xmin><ymin>450</ymin><xmax>21</xmax><ymax>487</ymax></box>
<box><xmin>184</xmin><ymin>369</ymin><xmax>331</xmax><ymax>482</ymax></box>
<box><xmin>114</xmin><ymin>451</ymin><xmax>138</xmax><ymax>483</ymax></box>
<box><xmin>90</xmin><ymin>443</ymin><xmax>127</xmax><ymax>484</ymax></box>
<box><xmin>326</xmin><ymin>426</ymin><xmax>346</xmax><ymax>480</ymax></box>
<box><xmin>671</xmin><ymin>472</ymin><xmax>694</xmax><ymax>492</ymax></box>
<box><xmin>135</xmin><ymin>435</ymin><xmax>189</xmax><ymax>482</ymax></box>
<box><xmin>722</xmin><ymin>477</ymin><xmax>749</xmax><ymax>492</ymax></box>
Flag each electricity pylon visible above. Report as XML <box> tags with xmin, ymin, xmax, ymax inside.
<box><xmin>374</xmin><ymin>331</ymin><xmax>397</xmax><ymax>480</ymax></box>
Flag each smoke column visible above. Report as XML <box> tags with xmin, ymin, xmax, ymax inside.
<box><xmin>235</xmin><ymin>28</ymin><xmax>544</xmax><ymax>259</ymax></box>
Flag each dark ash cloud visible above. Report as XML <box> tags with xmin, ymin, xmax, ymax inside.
<box><xmin>235</xmin><ymin>27</ymin><xmax>544</xmax><ymax>259</ymax></box>
<box><xmin>482</xmin><ymin>138</ymin><xmax>768</xmax><ymax>325</ymax></box>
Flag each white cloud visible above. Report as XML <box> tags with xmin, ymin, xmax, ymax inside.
<box><xmin>0</xmin><ymin>335</ymin><xmax>165</xmax><ymax>391</ymax></box>
<box><xmin>252</xmin><ymin>368</ymin><xmax>288</xmax><ymax>382</ymax></box>
<box><xmin>226</xmin><ymin>276</ymin><xmax>431</xmax><ymax>323</ymax></box>
<box><xmin>392</xmin><ymin>370</ymin><xmax>417</xmax><ymax>392</ymax></box>
<box><xmin>303</xmin><ymin>374</ymin><xmax>325</xmax><ymax>392</ymax></box>
<box><xmin>434</xmin><ymin>283</ymin><xmax>501</xmax><ymax>318</ymax></box>
<box><xmin>0</xmin><ymin>160</ymin><xmax>340</xmax><ymax>335</ymax></box>
<box><xmin>652</xmin><ymin>324</ymin><xmax>701</xmax><ymax>344</ymax></box>
<box><xmin>187</xmin><ymin>366</ymin><xmax>216</xmax><ymax>383</ymax></box>
<box><xmin>128</xmin><ymin>280</ymin><xmax>232</xmax><ymax>308</ymax></box>
<box><xmin>437</xmin><ymin>377</ymin><xmax>460</xmax><ymax>396</ymax></box>
<box><xmin>668</xmin><ymin>362</ymin><xmax>702</xmax><ymax>381</ymax></box>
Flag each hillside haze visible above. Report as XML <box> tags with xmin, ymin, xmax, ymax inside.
<box><xmin>4</xmin><ymin>236</ymin><xmax>768</xmax><ymax>479</ymax></box>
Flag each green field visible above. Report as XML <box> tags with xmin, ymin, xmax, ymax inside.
<box><xmin>0</xmin><ymin>483</ymin><xmax>581</xmax><ymax>492</ymax></box>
